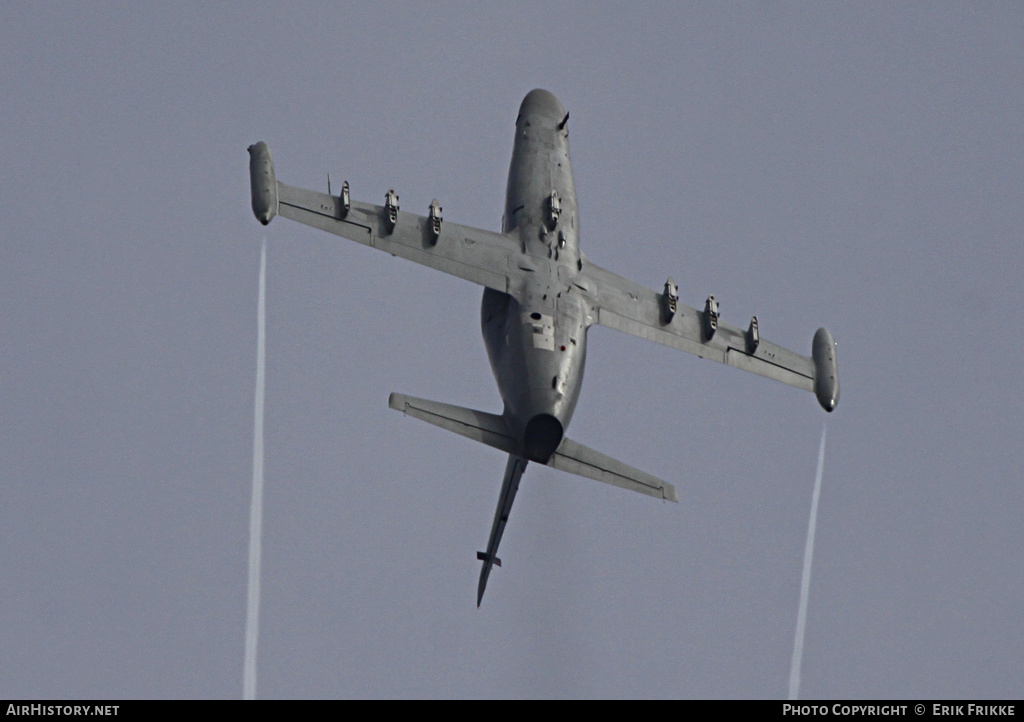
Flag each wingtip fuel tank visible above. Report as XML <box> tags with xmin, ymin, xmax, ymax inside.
<box><xmin>812</xmin><ymin>327</ymin><xmax>840</xmax><ymax>412</ymax></box>
<box><xmin>248</xmin><ymin>142</ymin><xmax>278</xmax><ymax>225</ymax></box>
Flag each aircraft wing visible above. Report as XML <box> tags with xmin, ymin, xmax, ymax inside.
<box><xmin>249</xmin><ymin>142</ymin><xmax>523</xmax><ymax>294</ymax></box>
<box><xmin>578</xmin><ymin>257</ymin><xmax>840</xmax><ymax>410</ymax></box>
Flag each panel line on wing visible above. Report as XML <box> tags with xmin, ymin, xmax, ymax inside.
<box><xmin>279</xmin><ymin>200</ymin><xmax>373</xmax><ymax>233</ymax></box>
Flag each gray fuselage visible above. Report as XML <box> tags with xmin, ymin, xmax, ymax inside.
<box><xmin>481</xmin><ymin>89</ymin><xmax>587</xmax><ymax>463</ymax></box>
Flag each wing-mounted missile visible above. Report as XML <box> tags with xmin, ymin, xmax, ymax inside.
<box><xmin>662</xmin><ymin>277</ymin><xmax>679</xmax><ymax>324</ymax></box>
<box><xmin>746</xmin><ymin>316</ymin><xmax>759</xmax><ymax>354</ymax></box>
<box><xmin>702</xmin><ymin>294</ymin><xmax>719</xmax><ymax>340</ymax></box>
<box><xmin>548</xmin><ymin>189</ymin><xmax>561</xmax><ymax>229</ymax></box>
<box><xmin>428</xmin><ymin>199</ymin><xmax>443</xmax><ymax>243</ymax></box>
<box><xmin>340</xmin><ymin>180</ymin><xmax>350</xmax><ymax>218</ymax></box>
<box><xmin>812</xmin><ymin>327</ymin><xmax>840</xmax><ymax>412</ymax></box>
<box><xmin>248</xmin><ymin>142</ymin><xmax>278</xmax><ymax>225</ymax></box>
<box><xmin>384</xmin><ymin>188</ymin><xmax>400</xmax><ymax>233</ymax></box>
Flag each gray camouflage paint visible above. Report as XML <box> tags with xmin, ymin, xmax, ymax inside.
<box><xmin>248</xmin><ymin>89</ymin><xmax>837</xmax><ymax>605</ymax></box>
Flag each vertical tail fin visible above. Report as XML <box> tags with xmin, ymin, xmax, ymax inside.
<box><xmin>477</xmin><ymin>455</ymin><xmax>528</xmax><ymax>607</ymax></box>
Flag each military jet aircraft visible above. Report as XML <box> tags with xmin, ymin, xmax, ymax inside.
<box><xmin>248</xmin><ymin>89</ymin><xmax>839</xmax><ymax>606</ymax></box>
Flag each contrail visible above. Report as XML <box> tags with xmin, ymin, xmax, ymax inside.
<box><xmin>788</xmin><ymin>424</ymin><xmax>827</xmax><ymax>701</ymax></box>
<box><xmin>243</xmin><ymin>237</ymin><xmax>267</xmax><ymax>700</ymax></box>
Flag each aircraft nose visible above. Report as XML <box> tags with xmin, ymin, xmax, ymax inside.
<box><xmin>519</xmin><ymin>89</ymin><xmax>566</xmax><ymax>121</ymax></box>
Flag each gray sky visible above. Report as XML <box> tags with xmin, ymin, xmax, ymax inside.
<box><xmin>2</xmin><ymin>2</ymin><xmax>1022</xmax><ymax>699</ymax></box>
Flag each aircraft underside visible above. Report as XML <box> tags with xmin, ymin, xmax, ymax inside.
<box><xmin>247</xmin><ymin>88</ymin><xmax>839</xmax><ymax>605</ymax></box>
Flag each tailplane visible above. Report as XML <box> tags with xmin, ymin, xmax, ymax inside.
<box><xmin>388</xmin><ymin>392</ymin><xmax>677</xmax><ymax>503</ymax></box>
<box><xmin>388</xmin><ymin>392</ymin><xmax>678</xmax><ymax>605</ymax></box>
<box><xmin>388</xmin><ymin>393</ymin><xmax>516</xmax><ymax>454</ymax></box>
<box><xmin>549</xmin><ymin>438</ymin><xmax>678</xmax><ymax>502</ymax></box>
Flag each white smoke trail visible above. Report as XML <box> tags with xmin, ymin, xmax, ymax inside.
<box><xmin>243</xmin><ymin>237</ymin><xmax>267</xmax><ymax>700</ymax></box>
<box><xmin>788</xmin><ymin>424</ymin><xmax>827</xmax><ymax>701</ymax></box>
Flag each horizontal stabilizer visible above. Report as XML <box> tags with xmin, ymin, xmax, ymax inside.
<box><xmin>476</xmin><ymin>551</ymin><xmax>501</xmax><ymax>567</ymax></box>
<box><xmin>388</xmin><ymin>393</ymin><xmax>517</xmax><ymax>455</ymax></box>
<box><xmin>548</xmin><ymin>437</ymin><xmax>678</xmax><ymax>503</ymax></box>
<box><xmin>388</xmin><ymin>393</ymin><xmax>676</xmax><ymax>503</ymax></box>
